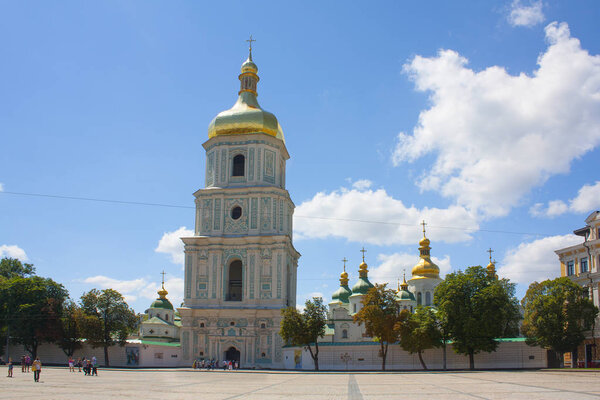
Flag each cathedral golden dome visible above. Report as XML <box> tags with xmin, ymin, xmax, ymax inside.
<box><xmin>411</xmin><ymin>221</ymin><xmax>440</xmax><ymax>280</ymax></box>
<box><xmin>207</xmin><ymin>48</ymin><xmax>285</xmax><ymax>142</ymax></box>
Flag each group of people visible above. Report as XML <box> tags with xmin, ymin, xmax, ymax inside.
<box><xmin>192</xmin><ymin>359</ymin><xmax>239</xmax><ymax>370</ymax></box>
<box><xmin>5</xmin><ymin>355</ymin><xmax>42</xmax><ymax>381</ymax></box>
<box><xmin>68</xmin><ymin>356</ymin><xmax>98</xmax><ymax>376</ymax></box>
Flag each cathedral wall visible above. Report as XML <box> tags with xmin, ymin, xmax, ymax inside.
<box><xmin>283</xmin><ymin>341</ymin><xmax>547</xmax><ymax>370</ymax></box>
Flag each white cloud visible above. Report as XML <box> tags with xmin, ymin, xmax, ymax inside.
<box><xmin>295</xmin><ymin>186</ymin><xmax>479</xmax><ymax>245</ymax></box>
<box><xmin>0</xmin><ymin>182</ymin><xmax>4</xmax><ymax>191</ymax></box>
<box><xmin>369</xmin><ymin>252</ymin><xmax>452</xmax><ymax>285</ymax></box>
<box><xmin>394</xmin><ymin>22</ymin><xmax>600</xmax><ymax>219</ymax></box>
<box><xmin>497</xmin><ymin>234</ymin><xmax>581</xmax><ymax>285</ymax></box>
<box><xmin>352</xmin><ymin>179</ymin><xmax>373</xmax><ymax>190</ymax></box>
<box><xmin>530</xmin><ymin>181</ymin><xmax>600</xmax><ymax>217</ymax></box>
<box><xmin>508</xmin><ymin>0</ymin><xmax>545</xmax><ymax>27</ymax></box>
<box><xmin>83</xmin><ymin>275</ymin><xmax>184</xmax><ymax>310</ymax></box>
<box><xmin>0</xmin><ymin>244</ymin><xmax>28</xmax><ymax>261</ymax></box>
<box><xmin>155</xmin><ymin>226</ymin><xmax>194</xmax><ymax>265</ymax></box>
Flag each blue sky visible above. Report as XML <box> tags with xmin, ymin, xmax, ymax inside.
<box><xmin>1</xmin><ymin>1</ymin><xmax>599</xmax><ymax>312</ymax></box>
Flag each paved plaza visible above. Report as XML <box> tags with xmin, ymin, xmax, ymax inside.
<box><xmin>3</xmin><ymin>367</ymin><xmax>600</xmax><ymax>399</ymax></box>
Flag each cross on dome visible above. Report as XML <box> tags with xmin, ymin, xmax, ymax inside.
<box><xmin>341</xmin><ymin>257</ymin><xmax>348</xmax><ymax>272</ymax></box>
<box><xmin>487</xmin><ymin>248</ymin><xmax>494</xmax><ymax>263</ymax></box>
<box><xmin>360</xmin><ymin>247</ymin><xmax>367</xmax><ymax>262</ymax></box>
<box><xmin>246</xmin><ymin>35</ymin><xmax>256</xmax><ymax>60</ymax></box>
<box><xmin>421</xmin><ymin>220</ymin><xmax>427</xmax><ymax>235</ymax></box>
<box><xmin>160</xmin><ymin>270</ymin><xmax>166</xmax><ymax>289</ymax></box>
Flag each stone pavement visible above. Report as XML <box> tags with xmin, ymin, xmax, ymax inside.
<box><xmin>3</xmin><ymin>367</ymin><xmax>600</xmax><ymax>399</ymax></box>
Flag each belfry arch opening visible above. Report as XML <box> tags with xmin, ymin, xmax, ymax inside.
<box><xmin>232</xmin><ymin>154</ymin><xmax>245</xmax><ymax>177</ymax></box>
<box><xmin>227</xmin><ymin>260</ymin><xmax>243</xmax><ymax>301</ymax></box>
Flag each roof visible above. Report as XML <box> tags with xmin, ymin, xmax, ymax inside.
<box><xmin>150</xmin><ymin>298</ymin><xmax>174</xmax><ymax>310</ymax></box>
<box><xmin>144</xmin><ymin>316</ymin><xmax>171</xmax><ymax>326</ymax></box>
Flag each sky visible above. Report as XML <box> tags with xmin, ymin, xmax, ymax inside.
<box><xmin>1</xmin><ymin>0</ymin><xmax>599</xmax><ymax>313</ymax></box>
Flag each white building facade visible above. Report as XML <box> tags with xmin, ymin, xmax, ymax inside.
<box><xmin>177</xmin><ymin>48</ymin><xmax>300</xmax><ymax>368</ymax></box>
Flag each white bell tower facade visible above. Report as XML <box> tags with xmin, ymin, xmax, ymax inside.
<box><xmin>178</xmin><ymin>44</ymin><xmax>300</xmax><ymax>368</ymax></box>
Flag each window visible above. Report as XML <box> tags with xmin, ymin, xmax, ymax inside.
<box><xmin>232</xmin><ymin>154</ymin><xmax>245</xmax><ymax>176</ymax></box>
<box><xmin>230</xmin><ymin>321</ymin><xmax>235</xmax><ymax>326</ymax></box>
<box><xmin>231</xmin><ymin>206</ymin><xmax>242</xmax><ymax>220</ymax></box>
<box><xmin>342</xmin><ymin>329</ymin><xmax>348</xmax><ymax>339</ymax></box>
<box><xmin>226</xmin><ymin>260</ymin><xmax>243</xmax><ymax>301</ymax></box>
<box><xmin>353</xmin><ymin>303</ymin><xmax>357</xmax><ymax>313</ymax></box>
<box><xmin>261</xmin><ymin>352</ymin><xmax>266</xmax><ymax>358</ymax></box>
<box><xmin>417</xmin><ymin>292</ymin><xmax>422</xmax><ymax>305</ymax></box>
<box><xmin>200</xmin><ymin>322</ymin><xmax>205</xmax><ymax>328</ymax></box>
<box><xmin>154</xmin><ymin>353</ymin><xmax>163</xmax><ymax>359</ymax></box>
<box><xmin>165</xmin><ymin>315</ymin><xmax>168</xmax><ymax>321</ymax></box>
<box><xmin>260</xmin><ymin>323</ymin><xmax>266</xmax><ymax>329</ymax></box>
<box><xmin>425</xmin><ymin>292</ymin><xmax>432</xmax><ymax>306</ymax></box>
<box><xmin>567</xmin><ymin>261</ymin><xmax>575</xmax><ymax>276</ymax></box>
<box><xmin>581</xmin><ymin>257</ymin><xmax>588</xmax><ymax>274</ymax></box>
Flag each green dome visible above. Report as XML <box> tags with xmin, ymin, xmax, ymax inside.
<box><xmin>332</xmin><ymin>285</ymin><xmax>352</xmax><ymax>303</ymax></box>
<box><xmin>351</xmin><ymin>277</ymin><xmax>374</xmax><ymax>295</ymax></box>
<box><xmin>150</xmin><ymin>298</ymin><xmax>174</xmax><ymax>310</ymax></box>
<box><xmin>396</xmin><ymin>289</ymin><xmax>416</xmax><ymax>302</ymax></box>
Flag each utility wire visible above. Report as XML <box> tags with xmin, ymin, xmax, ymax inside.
<box><xmin>1</xmin><ymin>190</ymin><xmax>552</xmax><ymax>237</ymax></box>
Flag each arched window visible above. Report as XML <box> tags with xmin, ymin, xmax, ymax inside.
<box><xmin>425</xmin><ymin>291</ymin><xmax>432</xmax><ymax>306</ymax></box>
<box><xmin>260</xmin><ymin>323</ymin><xmax>266</xmax><ymax>329</ymax></box>
<box><xmin>353</xmin><ymin>303</ymin><xmax>357</xmax><ymax>313</ymax></box>
<box><xmin>417</xmin><ymin>292</ymin><xmax>422</xmax><ymax>305</ymax></box>
<box><xmin>165</xmin><ymin>314</ymin><xmax>168</xmax><ymax>321</ymax></box>
<box><xmin>200</xmin><ymin>322</ymin><xmax>205</xmax><ymax>328</ymax></box>
<box><xmin>342</xmin><ymin>329</ymin><xmax>348</xmax><ymax>339</ymax></box>
<box><xmin>232</xmin><ymin>154</ymin><xmax>245</xmax><ymax>177</ymax></box>
<box><xmin>227</xmin><ymin>260</ymin><xmax>243</xmax><ymax>301</ymax></box>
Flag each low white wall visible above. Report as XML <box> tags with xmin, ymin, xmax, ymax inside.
<box><xmin>283</xmin><ymin>341</ymin><xmax>547</xmax><ymax>370</ymax></box>
<box><xmin>5</xmin><ymin>341</ymin><xmax>183</xmax><ymax>368</ymax></box>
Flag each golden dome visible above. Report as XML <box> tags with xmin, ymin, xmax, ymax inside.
<box><xmin>411</xmin><ymin>223</ymin><xmax>440</xmax><ymax>280</ymax></box>
<box><xmin>207</xmin><ymin>53</ymin><xmax>285</xmax><ymax>142</ymax></box>
<box><xmin>341</xmin><ymin>271</ymin><xmax>348</xmax><ymax>280</ymax></box>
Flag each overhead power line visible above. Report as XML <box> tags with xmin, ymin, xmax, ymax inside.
<box><xmin>1</xmin><ymin>190</ymin><xmax>552</xmax><ymax>237</ymax></box>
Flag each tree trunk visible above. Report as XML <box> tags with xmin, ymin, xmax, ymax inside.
<box><xmin>442</xmin><ymin>342</ymin><xmax>447</xmax><ymax>371</ymax></box>
<box><xmin>572</xmin><ymin>348</ymin><xmax>578</xmax><ymax>369</ymax></box>
<box><xmin>104</xmin><ymin>344</ymin><xmax>110</xmax><ymax>367</ymax></box>
<box><xmin>306</xmin><ymin>344</ymin><xmax>319</xmax><ymax>371</ymax></box>
<box><xmin>381</xmin><ymin>343</ymin><xmax>388</xmax><ymax>371</ymax></box>
<box><xmin>418</xmin><ymin>350</ymin><xmax>428</xmax><ymax>370</ymax></box>
<box><xmin>469</xmin><ymin>350</ymin><xmax>474</xmax><ymax>370</ymax></box>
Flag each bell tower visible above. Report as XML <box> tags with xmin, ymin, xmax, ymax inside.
<box><xmin>178</xmin><ymin>41</ymin><xmax>300</xmax><ymax>369</ymax></box>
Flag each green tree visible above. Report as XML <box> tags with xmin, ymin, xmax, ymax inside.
<box><xmin>397</xmin><ymin>306</ymin><xmax>441</xmax><ymax>370</ymax></box>
<box><xmin>79</xmin><ymin>288</ymin><xmax>138</xmax><ymax>367</ymax></box>
<box><xmin>58</xmin><ymin>300</ymin><xmax>84</xmax><ymax>357</ymax></box>
<box><xmin>0</xmin><ymin>257</ymin><xmax>35</xmax><ymax>278</ymax></box>
<box><xmin>0</xmin><ymin>275</ymin><xmax>68</xmax><ymax>358</ymax></box>
<box><xmin>434</xmin><ymin>266</ymin><xmax>520</xmax><ymax>370</ymax></box>
<box><xmin>280</xmin><ymin>297</ymin><xmax>327</xmax><ymax>371</ymax></box>
<box><xmin>353</xmin><ymin>284</ymin><xmax>400</xmax><ymax>371</ymax></box>
<box><xmin>522</xmin><ymin>277</ymin><xmax>598</xmax><ymax>367</ymax></box>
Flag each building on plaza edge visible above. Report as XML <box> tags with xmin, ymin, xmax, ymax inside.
<box><xmin>139</xmin><ymin>273</ymin><xmax>181</xmax><ymax>342</ymax></box>
<box><xmin>177</xmin><ymin>44</ymin><xmax>300</xmax><ymax>368</ymax></box>
<box><xmin>555</xmin><ymin>210</ymin><xmax>600</xmax><ymax>367</ymax></box>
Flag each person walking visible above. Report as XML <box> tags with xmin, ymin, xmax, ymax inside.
<box><xmin>68</xmin><ymin>357</ymin><xmax>74</xmax><ymax>372</ymax></box>
<box><xmin>91</xmin><ymin>356</ymin><xmax>98</xmax><ymax>376</ymax></box>
<box><xmin>77</xmin><ymin>358</ymin><xmax>82</xmax><ymax>372</ymax></box>
<box><xmin>20</xmin><ymin>356</ymin><xmax>25</xmax><ymax>373</ymax></box>
<box><xmin>25</xmin><ymin>355</ymin><xmax>31</xmax><ymax>372</ymax></box>
<box><xmin>32</xmin><ymin>358</ymin><xmax>41</xmax><ymax>382</ymax></box>
<box><xmin>7</xmin><ymin>358</ymin><xmax>13</xmax><ymax>378</ymax></box>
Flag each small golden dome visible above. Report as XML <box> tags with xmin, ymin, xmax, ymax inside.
<box><xmin>411</xmin><ymin>224</ymin><xmax>440</xmax><ymax>280</ymax></box>
<box><xmin>341</xmin><ymin>271</ymin><xmax>348</xmax><ymax>279</ymax></box>
<box><xmin>157</xmin><ymin>287</ymin><xmax>168</xmax><ymax>299</ymax></box>
<box><xmin>419</xmin><ymin>236</ymin><xmax>430</xmax><ymax>247</ymax></box>
<box><xmin>207</xmin><ymin>52</ymin><xmax>284</xmax><ymax>142</ymax></box>
<box><xmin>241</xmin><ymin>57</ymin><xmax>258</xmax><ymax>74</ymax></box>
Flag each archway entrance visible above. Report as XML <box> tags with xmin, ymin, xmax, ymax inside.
<box><xmin>225</xmin><ymin>346</ymin><xmax>240</xmax><ymax>365</ymax></box>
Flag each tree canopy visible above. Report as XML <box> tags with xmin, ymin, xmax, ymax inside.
<box><xmin>434</xmin><ymin>265</ymin><xmax>520</xmax><ymax>370</ymax></box>
<box><xmin>397</xmin><ymin>306</ymin><xmax>441</xmax><ymax>370</ymax></box>
<box><xmin>280</xmin><ymin>297</ymin><xmax>327</xmax><ymax>370</ymax></box>
<box><xmin>79</xmin><ymin>288</ymin><xmax>138</xmax><ymax>366</ymax></box>
<box><xmin>353</xmin><ymin>284</ymin><xmax>400</xmax><ymax>370</ymax></box>
<box><xmin>0</xmin><ymin>257</ymin><xmax>35</xmax><ymax>279</ymax></box>
<box><xmin>522</xmin><ymin>277</ymin><xmax>598</xmax><ymax>365</ymax></box>
<box><xmin>0</xmin><ymin>274</ymin><xmax>68</xmax><ymax>358</ymax></box>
